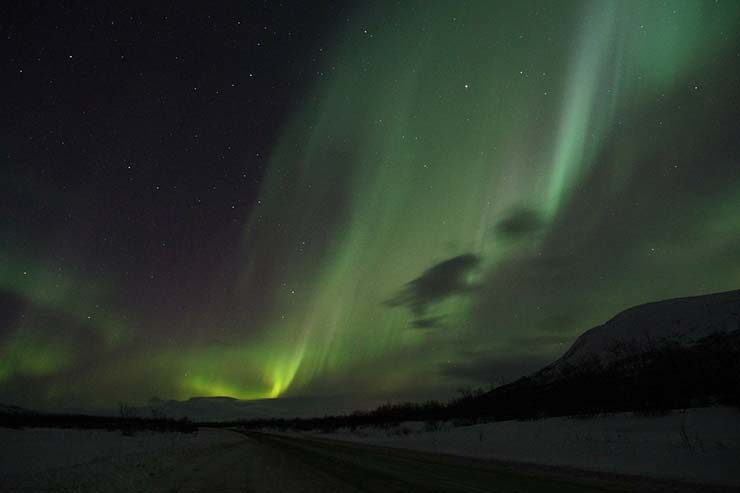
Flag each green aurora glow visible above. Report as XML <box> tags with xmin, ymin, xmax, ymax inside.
<box><xmin>3</xmin><ymin>0</ymin><xmax>740</xmax><ymax>408</ymax></box>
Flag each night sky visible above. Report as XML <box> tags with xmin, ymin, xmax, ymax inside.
<box><xmin>2</xmin><ymin>0</ymin><xmax>740</xmax><ymax>410</ymax></box>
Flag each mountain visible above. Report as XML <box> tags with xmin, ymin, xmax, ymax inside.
<box><xmin>535</xmin><ymin>288</ymin><xmax>740</xmax><ymax>382</ymax></box>
<box><xmin>463</xmin><ymin>289</ymin><xmax>740</xmax><ymax>419</ymax></box>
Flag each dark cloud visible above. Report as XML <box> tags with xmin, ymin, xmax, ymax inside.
<box><xmin>494</xmin><ymin>207</ymin><xmax>543</xmax><ymax>240</ymax></box>
<box><xmin>385</xmin><ymin>254</ymin><xmax>480</xmax><ymax>316</ymax></box>
<box><xmin>409</xmin><ymin>316</ymin><xmax>446</xmax><ymax>329</ymax></box>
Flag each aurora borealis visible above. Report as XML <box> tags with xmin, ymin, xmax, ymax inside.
<box><xmin>2</xmin><ymin>0</ymin><xmax>740</xmax><ymax>411</ymax></box>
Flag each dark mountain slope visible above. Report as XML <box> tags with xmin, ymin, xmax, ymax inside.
<box><xmin>457</xmin><ymin>290</ymin><xmax>740</xmax><ymax>419</ymax></box>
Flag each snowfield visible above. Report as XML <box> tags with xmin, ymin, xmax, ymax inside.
<box><xmin>0</xmin><ymin>427</ymin><xmax>243</xmax><ymax>492</ymax></box>
<box><xmin>290</xmin><ymin>406</ymin><xmax>740</xmax><ymax>487</ymax></box>
<box><xmin>2</xmin><ymin>407</ymin><xmax>738</xmax><ymax>491</ymax></box>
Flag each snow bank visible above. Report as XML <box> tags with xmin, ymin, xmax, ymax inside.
<box><xmin>0</xmin><ymin>427</ymin><xmax>241</xmax><ymax>492</ymax></box>
<box><xmin>301</xmin><ymin>406</ymin><xmax>740</xmax><ymax>487</ymax></box>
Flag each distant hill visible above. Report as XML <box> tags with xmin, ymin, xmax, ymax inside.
<box><xmin>0</xmin><ymin>403</ymin><xmax>35</xmax><ymax>415</ymax></box>
<box><xmin>140</xmin><ymin>394</ymin><xmax>387</xmax><ymax>422</ymax></box>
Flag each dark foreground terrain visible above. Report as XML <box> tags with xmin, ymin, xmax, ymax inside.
<box><xmin>3</xmin><ymin>425</ymin><xmax>736</xmax><ymax>491</ymax></box>
<box><xmin>156</xmin><ymin>430</ymin><xmax>732</xmax><ymax>493</ymax></box>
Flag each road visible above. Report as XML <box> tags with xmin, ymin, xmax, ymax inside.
<box><xmin>156</xmin><ymin>429</ymin><xmax>733</xmax><ymax>493</ymax></box>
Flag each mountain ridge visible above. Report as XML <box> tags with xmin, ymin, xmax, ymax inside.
<box><xmin>534</xmin><ymin>288</ymin><xmax>740</xmax><ymax>383</ymax></box>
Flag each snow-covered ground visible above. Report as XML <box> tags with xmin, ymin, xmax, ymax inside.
<box><xmin>0</xmin><ymin>427</ymin><xmax>242</xmax><ymax>492</ymax></box>
<box><xmin>294</xmin><ymin>406</ymin><xmax>740</xmax><ymax>487</ymax></box>
<box><xmin>3</xmin><ymin>407</ymin><xmax>738</xmax><ymax>490</ymax></box>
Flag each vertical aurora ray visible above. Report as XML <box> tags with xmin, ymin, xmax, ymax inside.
<box><xmin>545</xmin><ymin>1</ymin><xmax>619</xmax><ymax>217</ymax></box>
<box><xmin>545</xmin><ymin>0</ymin><xmax>740</xmax><ymax>218</ymax></box>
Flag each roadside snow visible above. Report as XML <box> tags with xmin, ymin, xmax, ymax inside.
<box><xmin>0</xmin><ymin>427</ymin><xmax>242</xmax><ymax>492</ymax></box>
<box><xmin>3</xmin><ymin>407</ymin><xmax>738</xmax><ymax>490</ymax></box>
<box><xmin>297</xmin><ymin>406</ymin><xmax>740</xmax><ymax>487</ymax></box>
